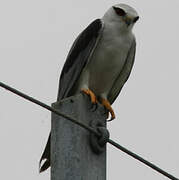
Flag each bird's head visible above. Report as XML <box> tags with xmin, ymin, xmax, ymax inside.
<box><xmin>103</xmin><ymin>4</ymin><xmax>139</xmax><ymax>31</ymax></box>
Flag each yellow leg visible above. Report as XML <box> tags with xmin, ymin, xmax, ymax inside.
<box><xmin>101</xmin><ymin>98</ymin><xmax>115</xmax><ymax>121</ymax></box>
<box><xmin>81</xmin><ymin>88</ymin><xmax>97</xmax><ymax>104</ymax></box>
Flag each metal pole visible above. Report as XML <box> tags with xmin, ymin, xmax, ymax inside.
<box><xmin>51</xmin><ymin>94</ymin><xmax>107</xmax><ymax>180</ymax></box>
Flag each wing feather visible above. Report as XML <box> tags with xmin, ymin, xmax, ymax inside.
<box><xmin>108</xmin><ymin>39</ymin><xmax>136</xmax><ymax>104</ymax></box>
<box><xmin>57</xmin><ymin>19</ymin><xmax>104</xmax><ymax>101</ymax></box>
<box><xmin>39</xmin><ymin>19</ymin><xmax>104</xmax><ymax>172</ymax></box>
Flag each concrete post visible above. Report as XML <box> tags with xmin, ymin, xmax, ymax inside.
<box><xmin>51</xmin><ymin>93</ymin><xmax>107</xmax><ymax>180</ymax></box>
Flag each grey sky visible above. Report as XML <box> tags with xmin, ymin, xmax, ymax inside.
<box><xmin>0</xmin><ymin>0</ymin><xmax>179</xmax><ymax>179</ymax></box>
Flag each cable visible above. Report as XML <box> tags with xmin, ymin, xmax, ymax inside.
<box><xmin>0</xmin><ymin>82</ymin><xmax>99</xmax><ymax>137</ymax></box>
<box><xmin>0</xmin><ymin>81</ymin><xmax>178</xmax><ymax>180</ymax></box>
<box><xmin>108</xmin><ymin>139</ymin><xmax>178</xmax><ymax>180</ymax></box>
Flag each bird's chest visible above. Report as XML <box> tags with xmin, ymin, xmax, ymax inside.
<box><xmin>89</xmin><ymin>32</ymin><xmax>132</xmax><ymax>75</ymax></box>
<box><xmin>85</xmin><ymin>32</ymin><xmax>133</xmax><ymax>95</ymax></box>
<box><xmin>99</xmin><ymin>38</ymin><xmax>129</xmax><ymax>65</ymax></box>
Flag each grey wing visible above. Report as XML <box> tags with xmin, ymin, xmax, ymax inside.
<box><xmin>57</xmin><ymin>19</ymin><xmax>104</xmax><ymax>101</ymax></box>
<box><xmin>108</xmin><ymin>39</ymin><xmax>136</xmax><ymax>104</ymax></box>
<box><xmin>39</xmin><ymin>19</ymin><xmax>104</xmax><ymax>173</ymax></box>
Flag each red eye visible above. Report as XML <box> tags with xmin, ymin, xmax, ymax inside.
<box><xmin>113</xmin><ymin>7</ymin><xmax>126</xmax><ymax>16</ymax></box>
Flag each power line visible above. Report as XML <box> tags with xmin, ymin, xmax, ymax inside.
<box><xmin>108</xmin><ymin>139</ymin><xmax>178</xmax><ymax>180</ymax></box>
<box><xmin>0</xmin><ymin>81</ymin><xmax>178</xmax><ymax>180</ymax></box>
<box><xmin>0</xmin><ymin>82</ymin><xmax>99</xmax><ymax>137</ymax></box>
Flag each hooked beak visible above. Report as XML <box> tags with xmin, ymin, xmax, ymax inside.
<box><xmin>125</xmin><ymin>16</ymin><xmax>139</xmax><ymax>26</ymax></box>
<box><xmin>133</xmin><ymin>16</ymin><xmax>139</xmax><ymax>23</ymax></box>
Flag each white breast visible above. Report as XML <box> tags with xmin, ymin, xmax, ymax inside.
<box><xmin>77</xmin><ymin>22</ymin><xmax>134</xmax><ymax>99</ymax></box>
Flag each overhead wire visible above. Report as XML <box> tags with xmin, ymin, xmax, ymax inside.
<box><xmin>0</xmin><ymin>81</ymin><xmax>178</xmax><ymax>180</ymax></box>
<box><xmin>0</xmin><ymin>82</ymin><xmax>99</xmax><ymax>136</ymax></box>
<box><xmin>108</xmin><ymin>139</ymin><xmax>178</xmax><ymax>180</ymax></box>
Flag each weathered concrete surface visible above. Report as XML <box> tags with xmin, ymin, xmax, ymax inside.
<box><xmin>51</xmin><ymin>93</ymin><xmax>107</xmax><ymax>180</ymax></box>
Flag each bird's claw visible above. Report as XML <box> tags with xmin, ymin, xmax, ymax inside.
<box><xmin>81</xmin><ymin>88</ymin><xmax>98</xmax><ymax>104</ymax></box>
<box><xmin>101</xmin><ymin>98</ymin><xmax>116</xmax><ymax>121</ymax></box>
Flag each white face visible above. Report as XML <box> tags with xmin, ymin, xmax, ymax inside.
<box><xmin>103</xmin><ymin>4</ymin><xmax>139</xmax><ymax>30</ymax></box>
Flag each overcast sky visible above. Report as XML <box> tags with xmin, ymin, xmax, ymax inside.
<box><xmin>0</xmin><ymin>0</ymin><xmax>179</xmax><ymax>179</ymax></box>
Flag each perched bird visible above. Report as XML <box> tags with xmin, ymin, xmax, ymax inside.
<box><xmin>39</xmin><ymin>3</ymin><xmax>139</xmax><ymax>172</ymax></box>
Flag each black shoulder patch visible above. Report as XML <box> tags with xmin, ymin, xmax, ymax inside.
<box><xmin>61</xmin><ymin>19</ymin><xmax>102</xmax><ymax>76</ymax></box>
<box><xmin>57</xmin><ymin>19</ymin><xmax>103</xmax><ymax>101</ymax></box>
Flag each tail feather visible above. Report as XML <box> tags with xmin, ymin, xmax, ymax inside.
<box><xmin>39</xmin><ymin>133</ymin><xmax>51</xmax><ymax>173</ymax></box>
<box><xmin>39</xmin><ymin>159</ymin><xmax>50</xmax><ymax>173</ymax></box>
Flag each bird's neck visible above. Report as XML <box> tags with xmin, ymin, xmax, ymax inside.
<box><xmin>102</xmin><ymin>19</ymin><xmax>132</xmax><ymax>36</ymax></box>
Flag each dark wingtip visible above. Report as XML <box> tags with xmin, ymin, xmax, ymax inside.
<box><xmin>39</xmin><ymin>159</ymin><xmax>50</xmax><ymax>173</ymax></box>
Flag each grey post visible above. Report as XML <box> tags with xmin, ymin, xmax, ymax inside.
<box><xmin>51</xmin><ymin>93</ymin><xmax>107</xmax><ymax>180</ymax></box>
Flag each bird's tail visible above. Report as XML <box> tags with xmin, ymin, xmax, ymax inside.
<box><xmin>39</xmin><ymin>133</ymin><xmax>51</xmax><ymax>173</ymax></box>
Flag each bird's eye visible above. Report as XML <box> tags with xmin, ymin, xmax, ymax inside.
<box><xmin>113</xmin><ymin>7</ymin><xmax>126</xmax><ymax>16</ymax></box>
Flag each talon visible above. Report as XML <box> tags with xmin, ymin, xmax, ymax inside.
<box><xmin>101</xmin><ymin>98</ymin><xmax>115</xmax><ymax>121</ymax></box>
<box><xmin>81</xmin><ymin>88</ymin><xmax>97</xmax><ymax>104</ymax></box>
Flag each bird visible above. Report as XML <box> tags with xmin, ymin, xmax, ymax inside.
<box><xmin>39</xmin><ymin>3</ymin><xmax>139</xmax><ymax>172</ymax></box>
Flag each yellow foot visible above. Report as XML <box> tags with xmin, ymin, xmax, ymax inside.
<box><xmin>101</xmin><ymin>98</ymin><xmax>115</xmax><ymax>121</ymax></box>
<box><xmin>81</xmin><ymin>88</ymin><xmax>97</xmax><ymax>104</ymax></box>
